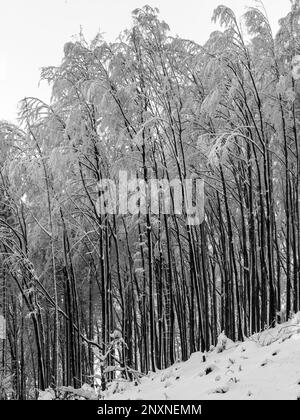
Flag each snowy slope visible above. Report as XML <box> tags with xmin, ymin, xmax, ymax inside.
<box><xmin>104</xmin><ymin>313</ymin><xmax>300</xmax><ymax>400</ymax></box>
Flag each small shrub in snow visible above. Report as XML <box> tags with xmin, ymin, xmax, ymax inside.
<box><xmin>38</xmin><ymin>383</ymin><xmax>98</xmax><ymax>400</ymax></box>
<box><xmin>160</xmin><ymin>369</ymin><xmax>173</xmax><ymax>382</ymax></box>
<box><xmin>110</xmin><ymin>381</ymin><xmax>126</xmax><ymax>395</ymax></box>
<box><xmin>59</xmin><ymin>384</ymin><xmax>98</xmax><ymax>400</ymax></box>
<box><xmin>205</xmin><ymin>364</ymin><xmax>218</xmax><ymax>375</ymax></box>
<box><xmin>216</xmin><ymin>332</ymin><xmax>234</xmax><ymax>353</ymax></box>
<box><xmin>228</xmin><ymin>376</ymin><xmax>239</xmax><ymax>383</ymax></box>
<box><xmin>212</xmin><ymin>385</ymin><xmax>229</xmax><ymax>394</ymax></box>
<box><xmin>216</xmin><ymin>332</ymin><xmax>227</xmax><ymax>353</ymax></box>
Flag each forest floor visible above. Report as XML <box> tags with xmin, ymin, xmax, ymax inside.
<box><xmin>103</xmin><ymin>313</ymin><xmax>300</xmax><ymax>400</ymax></box>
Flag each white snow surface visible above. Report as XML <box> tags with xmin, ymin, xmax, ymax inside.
<box><xmin>103</xmin><ymin>313</ymin><xmax>300</xmax><ymax>400</ymax></box>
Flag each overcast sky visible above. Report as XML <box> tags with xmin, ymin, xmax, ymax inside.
<box><xmin>0</xmin><ymin>0</ymin><xmax>291</xmax><ymax>123</ymax></box>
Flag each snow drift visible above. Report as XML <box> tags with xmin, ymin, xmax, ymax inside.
<box><xmin>103</xmin><ymin>313</ymin><xmax>300</xmax><ymax>400</ymax></box>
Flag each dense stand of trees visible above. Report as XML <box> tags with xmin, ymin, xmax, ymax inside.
<box><xmin>0</xmin><ymin>2</ymin><xmax>300</xmax><ymax>399</ymax></box>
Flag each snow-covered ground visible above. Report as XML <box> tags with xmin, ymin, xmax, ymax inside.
<box><xmin>104</xmin><ymin>313</ymin><xmax>300</xmax><ymax>400</ymax></box>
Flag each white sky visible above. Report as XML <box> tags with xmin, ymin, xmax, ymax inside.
<box><xmin>0</xmin><ymin>0</ymin><xmax>291</xmax><ymax>123</ymax></box>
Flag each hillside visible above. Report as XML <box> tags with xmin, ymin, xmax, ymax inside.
<box><xmin>104</xmin><ymin>314</ymin><xmax>300</xmax><ymax>400</ymax></box>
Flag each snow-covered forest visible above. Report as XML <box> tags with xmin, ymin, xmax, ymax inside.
<box><xmin>0</xmin><ymin>1</ymin><xmax>300</xmax><ymax>400</ymax></box>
